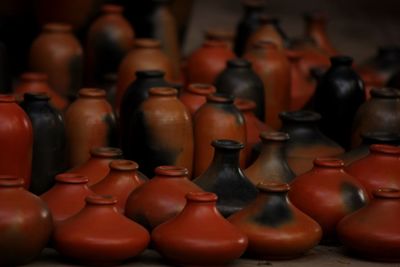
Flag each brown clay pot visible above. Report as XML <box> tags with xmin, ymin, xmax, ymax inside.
<box><xmin>245</xmin><ymin>16</ymin><xmax>285</xmax><ymax>52</ymax></box>
<box><xmin>193</xmin><ymin>94</ymin><xmax>247</xmax><ymax>177</ymax></box>
<box><xmin>304</xmin><ymin>12</ymin><xmax>337</xmax><ymax>56</ymax></box>
<box><xmin>0</xmin><ymin>95</ymin><xmax>33</xmax><ymax>188</ymax></box>
<box><xmin>125</xmin><ymin>166</ymin><xmax>202</xmax><ymax>230</ymax></box>
<box><xmin>29</xmin><ymin>23</ymin><xmax>83</xmax><ymax>97</ymax></box>
<box><xmin>91</xmin><ymin>160</ymin><xmax>145</xmax><ymax>212</ymax></box>
<box><xmin>337</xmin><ymin>188</ymin><xmax>400</xmax><ymax>262</ymax></box>
<box><xmin>65</xmin><ymin>88</ymin><xmax>116</xmax><ymax>168</ymax></box>
<box><xmin>229</xmin><ymin>182</ymin><xmax>322</xmax><ymax>260</ymax></box>
<box><xmin>0</xmin><ymin>177</ymin><xmax>53</xmax><ymax>266</ymax></box>
<box><xmin>53</xmin><ymin>195</ymin><xmax>150</xmax><ymax>265</ymax></box>
<box><xmin>179</xmin><ymin>83</ymin><xmax>216</xmax><ymax>116</ymax></box>
<box><xmin>204</xmin><ymin>28</ymin><xmax>234</xmax><ymax>48</ymax></box>
<box><xmin>289</xmin><ymin>158</ymin><xmax>368</xmax><ymax>243</ymax></box>
<box><xmin>152</xmin><ymin>192</ymin><xmax>248</xmax><ymax>266</ymax></box>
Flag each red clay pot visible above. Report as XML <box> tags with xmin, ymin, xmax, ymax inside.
<box><xmin>179</xmin><ymin>83</ymin><xmax>216</xmax><ymax>116</ymax></box>
<box><xmin>304</xmin><ymin>12</ymin><xmax>337</xmax><ymax>56</ymax></box>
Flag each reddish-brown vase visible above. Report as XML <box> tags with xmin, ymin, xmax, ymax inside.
<box><xmin>193</xmin><ymin>94</ymin><xmax>247</xmax><ymax>177</ymax></box>
<box><xmin>289</xmin><ymin>158</ymin><xmax>368</xmax><ymax>243</ymax></box>
<box><xmin>244</xmin><ymin>41</ymin><xmax>291</xmax><ymax>129</ymax></box>
<box><xmin>152</xmin><ymin>192</ymin><xmax>248</xmax><ymax>266</ymax></box>
<box><xmin>91</xmin><ymin>160</ymin><xmax>145</xmax><ymax>212</ymax></box>
<box><xmin>0</xmin><ymin>177</ymin><xmax>53</xmax><ymax>266</ymax></box>
<box><xmin>65</xmin><ymin>88</ymin><xmax>116</xmax><ymax>168</ymax></box>
<box><xmin>0</xmin><ymin>95</ymin><xmax>33</xmax><ymax>188</ymax></box>
<box><xmin>245</xmin><ymin>16</ymin><xmax>285</xmax><ymax>52</ymax></box>
<box><xmin>41</xmin><ymin>173</ymin><xmax>93</xmax><ymax>222</ymax></box>
<box><xmin>229</xmin><ymin>182</ymin><xmax>322</xmax><ymax>260</ymax></box>
<box><xmin>125</xmin><ymin>166</ymin><xmax>202</xmax><ymax>230</ymax></box>
<box><xmin>53</xmin><ymin>195</ymin><xmax>150</xmax><ymax>265</ymax></box>
<box><xmin>304</xmin><ymin>12</ymin><xmax>337</xmax><ymax>56</ymax></box>
<box><xmin>337</xmin><ymin>188</ymin><xmax>400</xmax><ymax>262</ymax></box>
<box><xmin>29</xmin><ymin>23</ymin><xmax>83</xmax><ymax>97</ymax></box>
<box><xmin>346</xmin><ymin>144</ymin><xmax>400</xmax><ymax>199</ymax></box>
<box><xmin>179</xmin><ymin>83</ymin><xmax>216</xmax><ymax>116</ymax></box>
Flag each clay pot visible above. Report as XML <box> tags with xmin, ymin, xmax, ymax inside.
<box><xmin>53</xmin><ymin>195</ymin><xmax>150</xmax><ymax>265</ymax></box>
<box><xmin>245</xmin><ymin>16</ymin><xmax>285</xmax><ymax>52</ymax></box>
<box><xmin>358</xmin><ymin>68</ymin><xmax>385</xmax><ymax>100</ymax></box>
<box><xmin>245</xmin><ymin>132</ymin><xmax>294</xmax><ymax>185</ymax></box>
<box><xmin>204</xmin><ymin>28</ymin><xmax>234</xmax><ymax>48</ymax></box>
<box><xmin>194</xmin><ymin>140</ymin><xmax>258</xmax><ymax>217</ymax></box>
<box><xmin>125</xmin><ymin>166</ymin><xmax>202</xmax><ymax>229</ymax></box>
<box><xmin>289</xmin><ymin>158</ymin><xmax>368</xmax><ymax>243</ymax></box>
<box><xmin>313</xmin><ymin>56</ymin><xmax>365</xmax><ymax>149</ymax></box>
<box><xmin>20</xmin><ymin>93</ymin><xmax>66</xmax><ymax>195</ymax></box>
<box><xmin>229</xmin><ymin>182</ymin><xmax>322</xmax><ymax>259</ymax></box>
<box><xmin>244</xmin><ymin>41</ymin><xmax>291</xmax><ymax>129</ymax></box>
<box><xmin>304</xmin><ymin>12</ymin><xmax>337</xmax><ymax>56</ymax></box>
<box><xmin>179</xmin><ymin>83</ymin><xmax>216</xmax><ymax>116</ymax></box>
<box><xmin>337</xmin><ymin>188</ymin><xmax>400</xmax><ymax>262</ymax></box>
<box><xmin>41</xmin><ymin>173</ymin><xmax>93</xmax><ymax>222</ymax></box>
<box><xmin>185</xmin><ymin>40</ymin><xmax>235</xmax><ymax>85</ymax></box>
<box><xmin>215</xmin><ymin>58</ymin><xmax>265</xmax><ymax>120</ymax></box>
<box><xmin>352</xmin><ymin>88</ymin><xmax>400</xmax><ymax>147</ymax></box>
<box><xmin>65</xmin><ymin>88</ymin><xmax>116</xmax><ymax>168</ymax></box>
<box><xmin>14</xmin><ymin>72</ymin><xmax>68</xmax><ymax>110</ymax></box>
<box><xmin>193</xmin><ymin>94</ymin><xmax>247</xmax><ymax>176</ymax></box>
<box><xmin>0</xmin><ymin>177</ymin><xmax>53</xmax><ymax>266</ymax></box>
<box><xmin>0</xmin><ymin>95</ymin><xmax>32</xmax><ymax>188</ymax></box>
<box><xmin>85</xmin><ymin>4</ymin><xmax>135</xmax><ymax>86</ymax></box>
<box><xmin>91</xmin><ymin>160</ymin><xmax>145</xmax><ymax>212</ymax></box>
<box><xmin>152</xmin><ymin>192</ymin><xmax>248</xmax><ymax>266</ymax></box>
<box><xmin>29</xmin><ymin>23</ymin><xmax>83</xmax><ymax>97</ymax></box>
<box><xmin>279</xmin><ymin>111</ymin><xmax>344</xmax><ymax>175</ymax></box>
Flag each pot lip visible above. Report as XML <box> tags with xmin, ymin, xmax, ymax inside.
<box><xmin>55</xmin><ymin>173</ymin><xmax>89</xmax><ymax>184</ymax></box>
<box><xmin>373</xmin><ymin>188</ymin><xmax>400</xmax><ymax>199</ymax></box>
<box><xmin>361</xmin><ymin>131</ymin><xmax>400</xmax><ymax>143</ymax></box>
<box><xmin>21</xmin><ymin>72</ymin><xmax>48</xmax><ymax>82</ymax></box>
<box><xmin>43</xmin><ymin>23</ymin><xmax>72</xmax><ymax>33</ymax></box>
<box><xmin>109</xmin><ymin>160</ymin><xmax>139</xmax><ymax>171</ymax></box>
<box><xmin>260</xmin><ymin>131</ymin><xmax>289</xmax><ymax>142</ymax></box>
<box><xmin>101</xmin><ymin>4</ymin><xmax>124</xmax><ymax>14</ymax></box>
<box><xmin>204</xmin><ymin>28</ymin><xmax>234</xmax><ymax>42</ymax></box>
<box><xmin>212</xmin><ymin>139</ymin><xmax>245</xmax><ymax>150</ymax></box>
<box><xmin>252</xmin><ymin>40</ymin><xmax>278</xmax><ymax>50</ymax></box>
<box><xmin>227</xmin><ymin>58</ymin><xmax>251</xmax><ymax>68</ymax></box>
<box><xmin>279</xmin><ymin>110</ymin><xmax>321</xmax><ymax>122</ymax></box>
<box><xmin>234</xmin><ymin>98</ymin><xmax>256</xmax><ymax>112</ymax></box>
<box><xmin>90</xmin><ymin>147</ymin><xmax>123</xmax><ymax>158</ymax></box>
<box><xmin>203</xmin><ymin>40</ymin><xmax>229</xmax><ymax>48</ymax></box>
<box><xmin>370</xmin><ymin>88</ymin><xmax>400</xmax><ymax>98</ymax></box>
<box><xmin>0</xmin><ymin>176</ymin><xmax>24</xmax><ymax>187</ymax></box>
<box><xmin>186</xmin><ymin>191</ymin><xmax>218</xmax><ymax>202</ymax></box>
<box><xmin>155</xmin><ymin>166</ymin><xmax>188</xmax><ymax>177</ymax></box>
<box><xmin>86</xmin><ymin>194</ymin><xmax>117</xmax><ymax>205</ymax></box>
<box><xmin>78</xmin><ymin>88</ymin><xmax>106</xmax><ymax>98</ymax></box>
<box><xmin>313</xmin><ymin>157</ymin><xmax>344</xmax><ymax>168</ymax></box>
<box><xmin>136</xmin><ymin>70</ymin><xmax>165</xmax><ymax>78</ymax></box>
<box><xmin>187</xmin><ymin>83</ymin><xmax>216</xmax><ymax>95</ymax></box>
<box><xmin>134</xmin><ymin>38</ymin><xmax>161</xmax><ymax>49</ymax></box>
<box><xmin>0</xmin><ymin>95</ymin><xmax>16</xmax><ymax>103</ymax></box>
<box><xmin>369</xmin><ymin>144</ymin><xmax>400</xmax><ymax>155</ymax></box>
<box><xmin>257</xmin><ymin>182</ymin><xmax>290</xmax><ymax>192</ymax></box>
<box><xmin>206</xmin><ymin>93</ymin><xmax>234</xmax><ymax>104</ymax></box>
<box><xmin>149</xmin><ymin>87</ymin><xmax>178</xmax><ymax>96</ymax></box>
<box><xmin>23</xmin><ymin>92</ymin><xmax>50</xmax><ymax>101</ymax></box>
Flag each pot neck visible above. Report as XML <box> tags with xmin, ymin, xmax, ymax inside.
<box><xmin>258</xmin><ymin>132</ymin><xmax>289</xmax><ymax>161</ymax></box>
<box><xmin>209</xmin><ymin>140</ymin><xmax>244</xmax><ymax>169</ymax></box>
<box><xmin>180</xmin><ymin>192</ymin><xmax>220</xmax><ymax>216</ymax></box>
<box><xmin>280</xmin><ymin>111</ymin><xmax>321</xmax><ymax>135</ymax></box>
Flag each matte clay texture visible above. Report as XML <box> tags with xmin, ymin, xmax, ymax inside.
<box><xmin>179</xmin><ymin>83</ymin><xmax>216</xmax><ymax>116</ymax></box>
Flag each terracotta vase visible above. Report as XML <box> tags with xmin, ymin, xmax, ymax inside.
<box><xmin>152</xmin><ymin>192</ymin><xmax>248</xmax><ymax>266</ymax></box>
<box><xmin>215</xmin><ymin>58</ymin><xmax>265</xmax><ymax>120</ymax></box>
<box><xmin>304</xmin><ymin>12</ymin><xmax>337</xmax><ymax>56</ymax></box>
<box><xmin>337</xmin><ymin>188</ymin><xmax>400</xmax><ymax>262</ymax></box>
<box><xmin>244</xmin><ymin>41</ymin><xmax>291</xmax><ymax>129</ymax></box>
<box><xmin>289</xmin><ymin>158</ymin><xmax>368</xmax><ymax>243</ymax></box>
<box><xmin>179</xmin><ymin>83</ymin><xmax>216</xmax><ymax>116</ymax></box>
<box><xmin>125</xmin><ymin>166</ymin><xmax>202</xmax><ymax>229</ymax></box>
<box><xmin>0</xmin><ymin>95</ymin><xmax>32</xmax><ymax>188</ymax></box>
<box><xmin>85</xmin><ymin>4</ymin><xmax>135</xmax><ymax>86</ymax></box>
<box><xmin>69</xmin><ymin>147</ymin><xmax>123</xmax><ymax>186</ymax></box>
<box><xmin>279</xmin><ymin>111</ymin><xmax>344</xmax><ymax>175</ymax></box>
<box><xmin>204</xmin><ymin>28</ymin><xmax>234</xmax><ymax>48</ymax></box>
<box><xmin>14</xmin><ymin>72</ymin><xmax>68</xmax><ymax>110</ymax></box>
<box><xmin>229</xmin><ymin>182</ymin><xmax>322</xmax><ymax>259</ymax></box>
<box><xmin>193</xmin><ymin>94</ymin><xmax>247</xmax><ymax>176</ymax></box>
<box><xmin>0</xmin><ymin>177</ymin><xmax>52</xmax><ymax>266</ymax></box>
<box><xmin>65</xmin><ymin>88</ymin><xmax>116</xmax><ymax>168</ymax></box>
<box><xmin>194</xmin><ymin>140</ymin><xmax>258</xmax><ymax>217</ymax></box>
<box><xmin>20</xmin><ymin>93</ymin><xmax>66</xmax><ymax>195</ymax></box>
<box><xmin>53</xmin><ymin>195</ymin><xmax>150</xmax><ymax>265</ymax></box>
<box><xmin>29</xmin><ymin>23</ymin><xmax>83</xmax><ymax>97</ymax></box>
<box><xmin>91</xmin><ymin>160</ymin><xmax>145</xmax><ymax>212</ymax></box>
<box><xmin>41</xmin><ymin>173</ymin><xmax>93</xmax><ymax>222</ymax></box>
<box><xmin>124</xmin><ymin>87</ymin><xmax>193</xmax><ymax>177</ymax></box>
<box><xmin>185</xmin><ymin>40</ymin><xmax>235</xmax><ymax>85</ymax></box>
<box><xmin>352</xmin><ymin>88</ymin><xmax>400</xmax><ymax>147</ymax></box>
<box><xmin>245</xmin><ymin>16</ymin><xmax>285</xmax><ymax>52</ymax></box>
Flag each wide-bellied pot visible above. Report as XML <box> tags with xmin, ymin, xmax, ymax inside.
<box><xmin>179</xmin><ymin>83</ymin><xmax>216</xmax><ymax>116</ymax></box>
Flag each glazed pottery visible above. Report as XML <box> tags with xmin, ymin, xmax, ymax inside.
<box><xmin>279</xmin><ymin>111</ymin><xmax>344</xmax><ymax>175</ymax></box>
<box><xmin>244</xmin><ymin>41</ymin><xmax>291</xmax><ymax>129</ymax></box>
<box><xmin>289</xmin><ymin>158</ymin><xmax>368</xmax><ymax>242</ymax></box>
<box><xmin>85</xmin><ymin>4</ymin><xmax>135</xmax><ymax>86</ymax></box>
<box><xmin>245</xmin><ymin>16</ymin><xmax>285</xmax><ymax>52</ymax></box>
<box><xmin>313</xmin><ymin>56</ymin><xmax>365</xmax><ymax>149</ymax></box>
<box><xmin>229</xmin><ymin>182</ymin><xmax>322</xmax><ymax>259</ymax></box>
<box><xmin>194</xmin><ymin>140</ymin><xmax>258</xmax><ymax>217</ymax></box>
<box><xmin>41</xmin><ymin>173</ymin><xmax>93</xmax><ymax>222</ymax></box>
<box><xmin>179</xmin><ymin>83</ymin><xmax>216</xmax><ymax>116</ymax></box>
<box><xmin>20</xmin><ymin>93</ymin><xmax>66</xmax><ymax>195</ymax></box>
<box><xmin>0</xmin><ymin>177</ymin><xmax>52</xmax><ymax>266</ymax></box>
<box><xmin>125</xmin><ymin>166</ymin><xmax>202</xmax><ymax>229</ymax></box>
<box><xmin>337</xmin><ymin>188</ymin><xmax>400</xmax><ymax>262</ymax></box>
<box><xmin>91</xmin><ymin>160</ymin><xmax>145</xmax><ymax>212</ymax></box>
<box><xmin>65</xmin><ymin>88</ymin><xmax>116</xmax><ymax>168</ymax></box>
<box><xmin>215</xmin><ymin>58</ymin><xmax>265</xmax><ymax>120</ymax></box>
<box><xmin>152</xmin><ymin>192</ymin><xmax>248</xmax><ymax>266</ymax></box>
<box><xmin>53</xmin><ymin>195</ymin><xmax>150</xmax><ymax>265</ymax></box>
<box><xmin>351</xmin><ymin>88</ymin><xmax>400</xmax><ymax>147</ymax></box>
<box><xmin>0</xmin><ymin>95</ymin><xmax>33</xmax><ymax>188</ymax></box>
<box><xmin>193</xmin><ymin>94</ymin><xmax>247</xmax><ymax>176</ymax></box>
<box><xmin>29</xmin><ymin>23</ymin><xmax>83</xmax><ymax>97</ymax></box>
<box><xmin>124</xmin><ymin>87</ymin><xmax>193</xmax><ymax>177</ymax></box>
<box><xmin>304</xmin><ymin>12</ymin><xmax>337</xmax><ymax>56</ymax></box>
<box><xmin>204</xmin><ymin>28</ymin><xmax>234</xmax><ymax>48</ymax></box>
<box><xmin>245</xmin><ymin>132</ymin><xmax>294</xmax><ymax>185</ymax></box>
